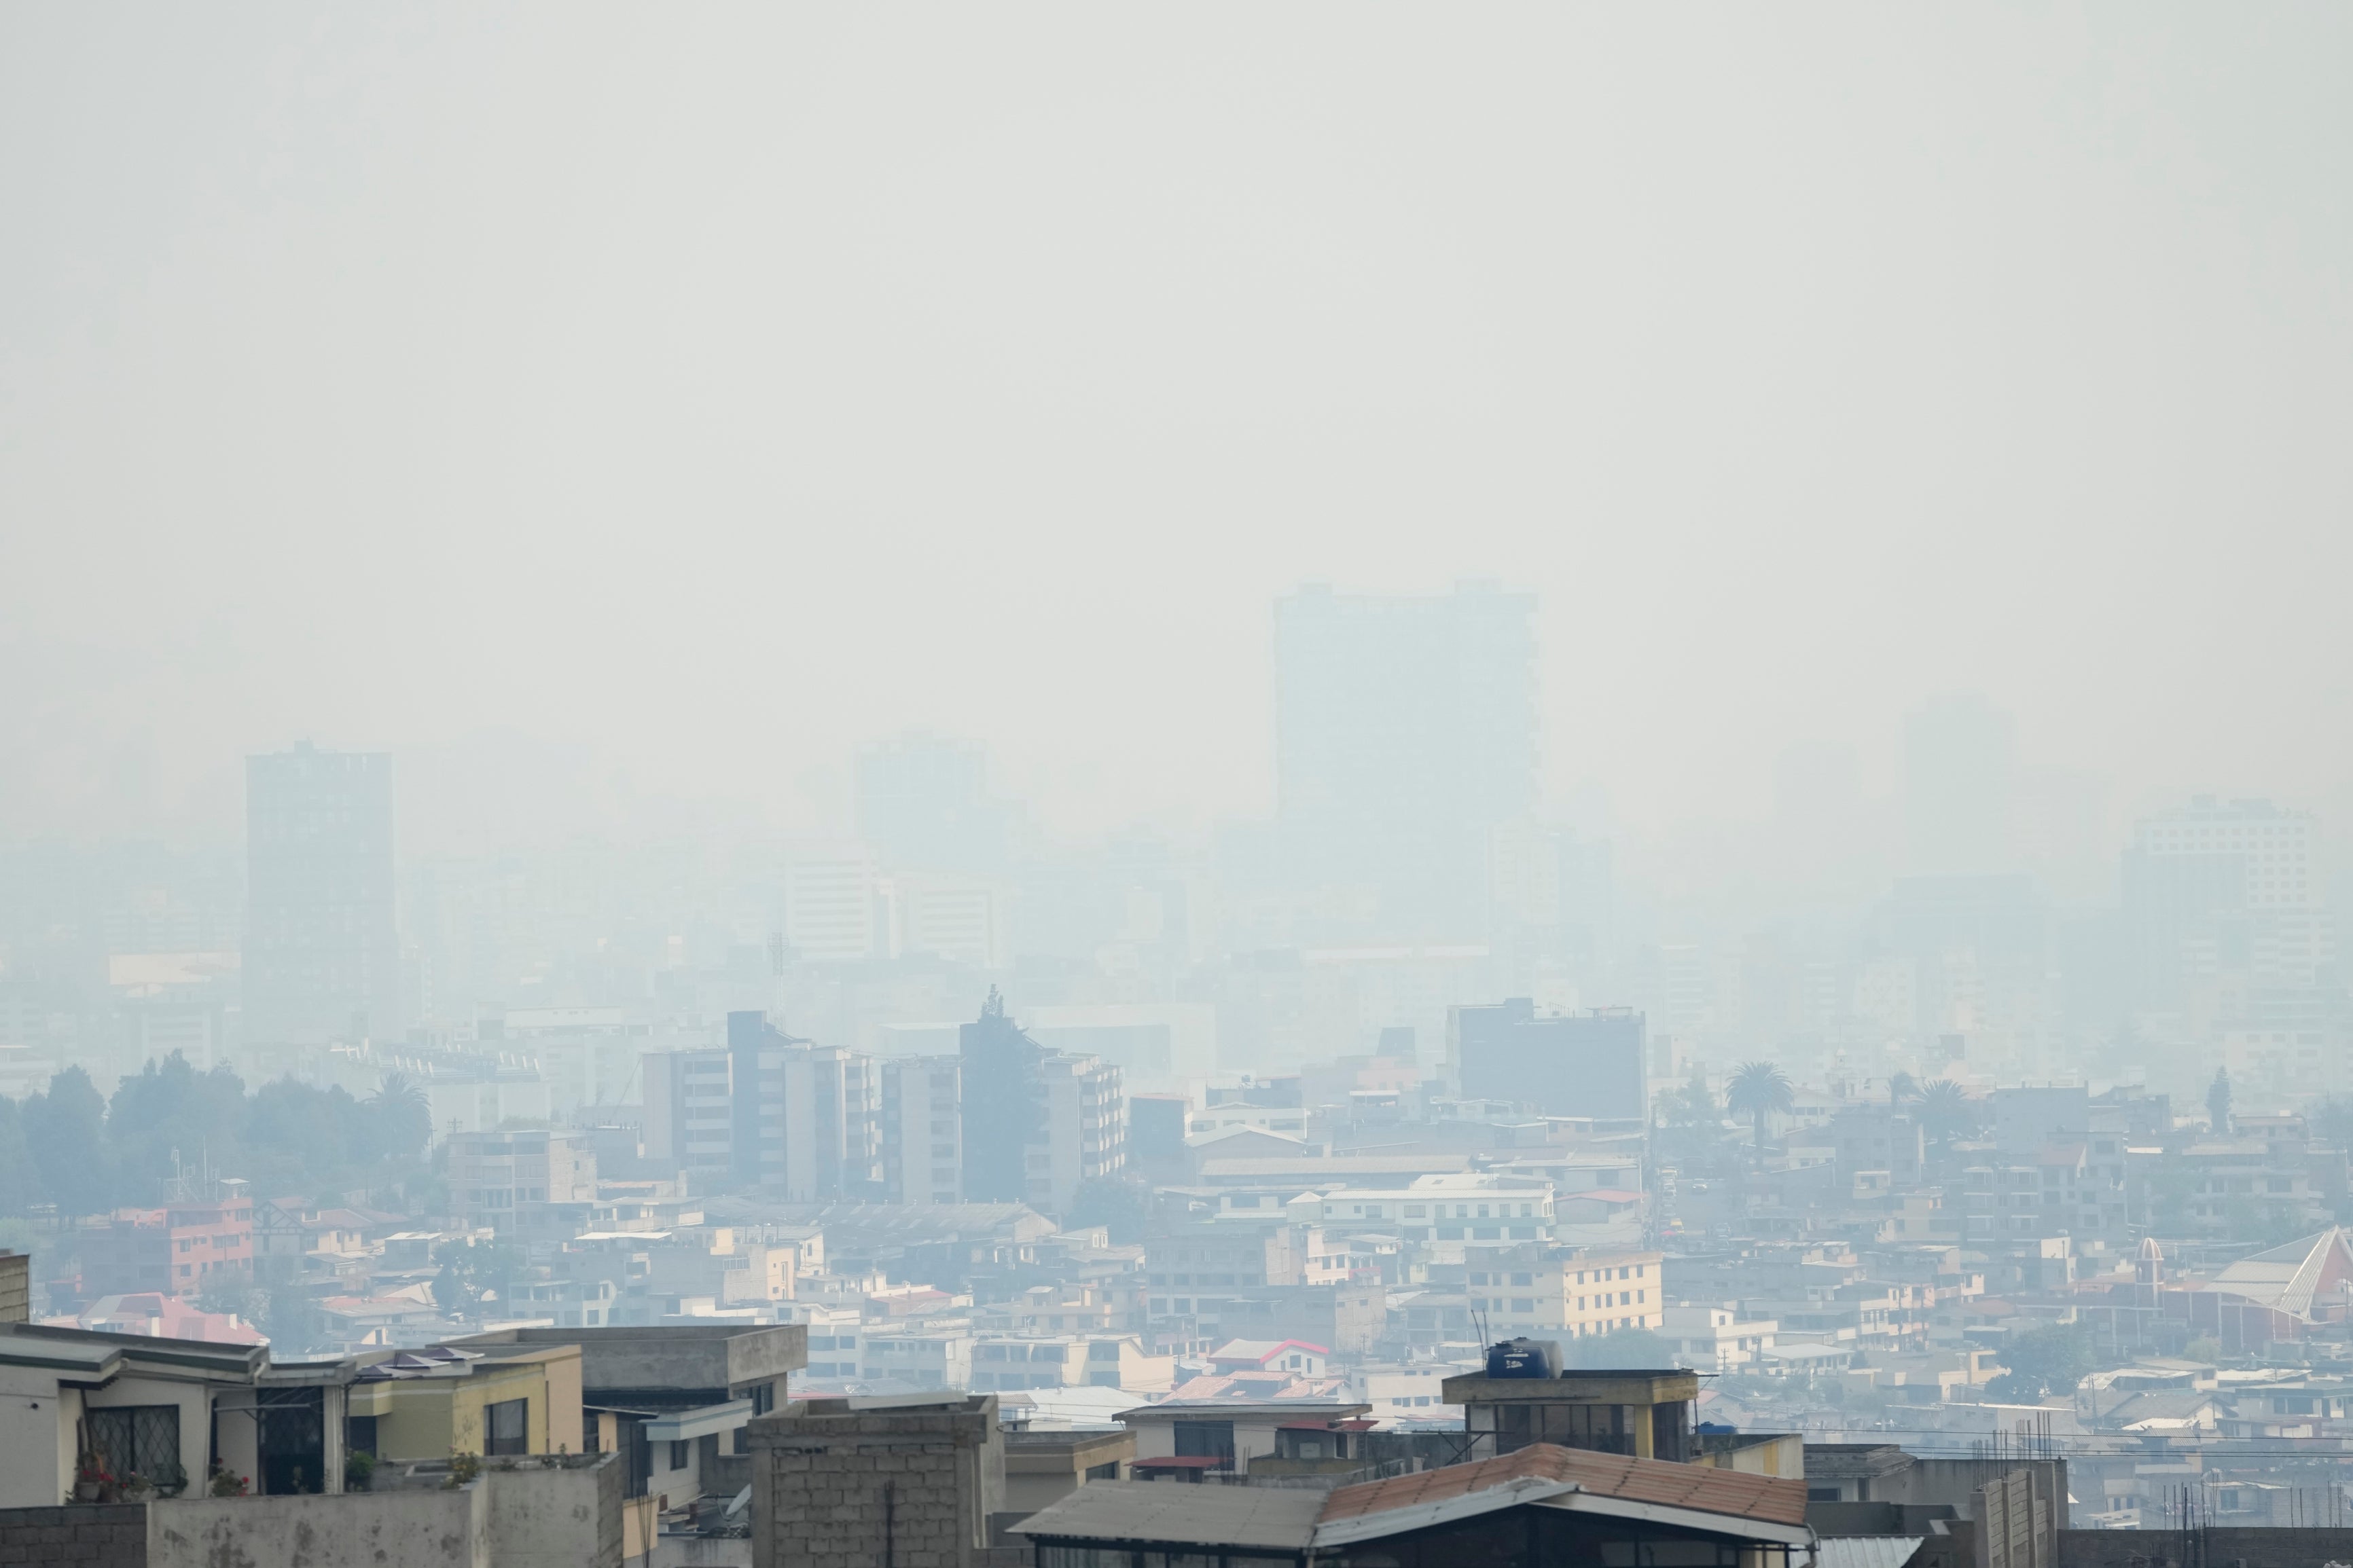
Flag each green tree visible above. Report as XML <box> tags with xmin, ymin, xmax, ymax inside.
<box><xmin>1918</xmin><ymin>1080</ymin><xmax>1980</xmax><ymax>1149</ymax></box>
<box><xmin>1725</xmin><ymin>1061</ymin><xmax>1795</xmax><ymax>1169</ymax></box>
<box><xmin>192</xmin><ymin>1272</ymin><xmax>268</xmax><ymax>1327</ymax></box>
<box><xmin>431</xmin><ymin>1237</ymin><xmax>522</xmax><ymax>1317</ymax></box>
<box><xmin>1658</xmin><ymin>1070</ymin><xmax>1723</xmax><ymax>1165</ymax></box>
<box><xmin>1986</xmin><ymin>1324</ymin><xmax>2091</xmax><ymax>1402</ymax></box>
<box><xmin>107</xmin><ymin>1053</ymin><xmax>250</xmax><ymax>1202</ymax></box>
<box><xmin>1066</xmin><ymin>1175</ymin><xmax>1150</xmax><ymax>1244</ymax></box>
<box><xmin>2313</xmin><ymin>1098</ymin><xmax>2353</xmax><ymax>1150</ymax></box>
<box><xmin>363</xmin><ymin>1074</ymin><xmax>433</xmax><ymax>1165</ymax></box>
<box><xmin>1888</xmin><ymin>1072</ymin><xmax>1922</xmax><ymax>1105</ymax></box>
<box><xmin>24</xmin><ymin>1065</ymin><xmax>113</xmax><ymax>1218</ymax></box>
<box><xmin>2146</xmin><ymin>1162</ymin><xmax>2199</xmax><ymax>1233</ymax></box>
<box><xmin>2206</xmin><ymin>1068</ymin><xmax>2233</xmax><ymax>1135</ymax></box>
<box><xmin>0</xmin><ymin>1095</ymin><xmax>41</xmax><ymax>1216</ymax></box>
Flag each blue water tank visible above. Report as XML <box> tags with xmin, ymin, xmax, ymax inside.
<box><xmin>1484</xmin><ymin>1338</ymin><xmax>1562</xmax><ymax>1379</ymax></box>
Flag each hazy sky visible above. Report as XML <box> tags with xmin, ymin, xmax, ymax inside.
<box><xmin>5</xmin><ymin>5</ymin><xmax>2350</xmax><ymax>854</ymax></box>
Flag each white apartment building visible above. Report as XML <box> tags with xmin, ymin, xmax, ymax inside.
<box><xmin>643</xmin><ymin>1046</ymin><xmax>734</xmax><ymax>1175</ymax></box>
<box><xmin>1462</xmin><ymin>1248</ymin><xmax>1665</xmax><ymax>1341</ymax></box>
<box><xmin>1189</xmin><ymin>1104</ymin><xmax>1310</xmax><ymax>1139</ymax></box>
<box><xmin>446</xmin><ymin>1128</ymin><xmax>596</xmax><ymax>1228</ymax></box>
<box><xmin>785</xmin><ymin>852</ymin><xmax>886</xmax><ymax>962</ymax></box>
<box><xmin>1350</xmin><ymin>1363</ymin><xmax>1460</xmax><ymax>1421</ymax></box>
<box><xmin>2134</xmin><ymin>798</ymin><xmax>2320</xmax><ymax>912</ymax></box>
<box><xmin>1038</xmin><ymin>1053</ymin><xmax>1126</xmax><ymax>1216</ymax></box>
<box><xmin>1660</xmin><ymin>1305</ymin><xmax>1779</xmax><ymax>1371</ymax></box>
<box><xmin>882</xmin><ymin>1055</ymin><xmax>963</xmax><ymax>1204</ymax></box>
<box><xmin>858</xmin><ymin>1327</ymin><xmax>974</xmax><ymax>1391</ymax></box>
<box><xmin>971</xmin><ymin>1335</ymin><xmax>1174</xmax><ymax>1394</ymax></box>
<box><xmin>1287</xmin><ymin>1174</ymin><xmax>1556</xmax><ymax>1244</ymax></box>
<box><xmin>2127</xmin><ymin>798</ymin><xmax>2335</xmax><ymax>999</ymax></box>
<box><xmin>897</xmin><ymin>875</ymin><xmax>1009</xmax><ymax>970</ymax></box>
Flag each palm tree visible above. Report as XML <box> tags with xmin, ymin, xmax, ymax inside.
<box><xmin>1888</xmin><ymin>1071</ymin><xmax>1922</xmax><ymax>1106</ymax></box>
<box><xmin>366</xmin><ymin>1073</ymin><xmax>432</xmax><ymax>1163</ymax></box>
<box><xmin>1918</xmin><ymin>1079</ymin><xmax>1977</xmax><ymax>1148</ymax></box>
<box><xmin>1725</xmin><ymin>1061</ymin><xmax>1795</xmax><ymax>1169</ymax></box>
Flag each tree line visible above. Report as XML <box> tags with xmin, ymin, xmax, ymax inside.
<box><xmin>0</xmin><ymin>1052</ymin><xmax>432</xmax><ymax>1220</ymax></box>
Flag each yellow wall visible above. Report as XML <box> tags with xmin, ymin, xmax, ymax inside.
<box><xmin>348</xmin><ymin>1346</ymin><xmax>582</xmax><ymax>1459</ymax></box>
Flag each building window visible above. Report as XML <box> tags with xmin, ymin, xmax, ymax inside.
<box><xmin>86</xmin><ymin>1406</ymin><xmax>181</xmax><ymax>1483</ymax></box>
<box><xmin>484</xmin><ymin>1398</ymin><xmax>529</xmax><ymax>1457</ymax></box>
<box><xmin>670</xmin><ymin>1440</ymin><xmax>691</xmax><ymax>1471</ymax></box>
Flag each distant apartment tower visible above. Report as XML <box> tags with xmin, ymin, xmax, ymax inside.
<box><xmin>1039</xmin><ymin>1053</ymin><xmax>1126</xmax><ymax>1215</ymax></box>
<box><xmin>1449</xmin><ymin>1000</ymin><xmax>1647</xmax><ymax>1123</ymax></box>
<box><xmin>1275</xmin><ymin>582</ymin><xmax>1539</xmax><ymax>935</ymax></box>
<box><xmin>960</xmin><ymin>989</ymin><xmax>1126</xmax><ymax>1216</ymax></box>
<box><xmin>897</xmin><ymin>875</ymin><xmax>1009</xmax><ymax>970</ymax></box>
<box><xmin>244</xmin><ymin>744</ymin><xmax>401</xmax><ymax>1044</ymax></box>
<box><xmin>2125</xmin><ymin>797</ymin><xmax>2331</xmax><ymax>1006</ymax></box>
<box><xmin>728</xmin><ymin>1011</ymin><xmax>880</xmax><ymax>1200</ymax></box>
<box><xmin>784</xmin><ymin>852</ymin><xmax>887</xmax><ymax>963</ymax></box>
<box><xmin>448</xmin><ymin>1128</ymin><xmax>598</xmax><ymax>1230</ymax></box>
<box><xmin>644</xmin><ymin>1046</ymin><xmax>736</xmax><ymax>1180</ymax></box>
<box><xmin>881</xmin><ymin>1056</ymin><xmax>963</xmax><ymax>1204</ymax></box>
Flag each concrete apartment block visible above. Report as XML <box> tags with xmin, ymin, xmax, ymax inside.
<box><xmin>746</xmin><ymin>1394</ymin><xmax>1007</xmax><ymax>1568</ymax></box>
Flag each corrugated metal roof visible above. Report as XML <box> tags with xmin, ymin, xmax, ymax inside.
<box><xmin>1321</xmin><ymin>1444</ymin><xmax>1811</xmax><ymax>1531</ymax></box>
<box><xmin>1816</xmin><ymin>1537</ymin><xmax>1927</xmax><ymax>1568</ymax></box>
<box><xmin>2211</xmin><ymin>1228</ymin><xmax>2353</xmax><ymax>1319</ymax></box>
<box><xmin>1009</xmin><ymin>1480</ymin><xmax>1323</xmax><ymax>1550</ymax></box>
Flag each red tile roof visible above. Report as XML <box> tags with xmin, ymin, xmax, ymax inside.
<box><xmin>1318</xmin><ymin>1444</ymin><xmax>1809</xmax><ymax>1530</ymax></box>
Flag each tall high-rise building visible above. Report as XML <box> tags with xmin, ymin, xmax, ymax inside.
<box><xmin>643</xmin><ymin>1046</ymin><xmax>736</xmax><ymax>1180</ymax></box>
<box><xmin>2124</xmin><ymin>797</ymin><xmax>2332</xmax><ymax>1011</ymax></box>
<box><xmin>1275</xmin><ymin>582</ymin><xmax>1539</xmax><ymax>935</ymax></box>
<box><xmin>243</xmin><ymin>744</ymin><xmax>401</xmax><ymax>1046</ymax></box>
<box><xmin>959</xmin><ymin>989</ymin><xmax>1125</xmax><ymax>1216</ymax></box>
<box><xmin>727</xmin><ymin>1011</ymin><xmax>880</xmax><ymax>1200</ymax></box>
<box><xmin>880</xmin><ymin>1055</ymin><xmax>963</xmax><ymax>1205</ymax></box>
<box><xmin>784</xmin><ymin>851</ymin><xmax>888</xmax><ymax>963</ymax></box>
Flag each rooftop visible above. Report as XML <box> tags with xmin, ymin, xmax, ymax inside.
<box><xmin>1019</xmin><ymin>1444</ymin><xmax>1812</xmax><ymax>1554</ymax></box>
<box><xmin>1012</xmin><ymin>1480</ymin><xmax>1326</xmax><ymax>1550</ymax></box>
<box><xmin>1321</xmin><ymin>1444</ymin><xmax>1810</xmax><ymax>1533</ymax></box>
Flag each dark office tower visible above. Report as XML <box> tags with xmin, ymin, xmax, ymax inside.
<box><xmin>960</xmin><ymin>988</ymin><xmax>1048</xmax><ymax>1204</ymax></box>
<box><xmin>1275</xmin><ymin>582</ymin><xmax>1539</xmax><ymax>936</ymax></box>
<box><xmin>855</xmin><ymin>731</ymin><xmax>1011</xmax><ymax>877</ymax></box>
<box><xmin>243</xmin><ymin>744</ymin><xmax>401</xmax><ymax>1046</ymax></box>
<box><xmin>959</xmin><ymin>987</ymin><xmax>1125</xmax><ymax>1215</ymax></box>
<box><xmin>1448</xmin><ymin>999</ymin><xmax>1647</xmax><ymax>1124</ymax></box>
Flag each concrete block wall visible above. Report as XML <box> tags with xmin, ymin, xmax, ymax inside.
<box><xmin>151</xmin><ymin>1489</ymin><xmax>484</xmax><ymax>1568</ymax></box>
<box><xmin>747</xmin><ymin>1396</ymin><xmax>1005</xmax><ymax>1568</ymax></box>
<box><xmin>0</xmin><ymin>1503</ymin><xmax>147</xmax><ymax>1567</ymax></box>
<box><xmin>145</xmin><ymin>1454</ymin><xmax>624</xmax><ymax>1568</ymax></box>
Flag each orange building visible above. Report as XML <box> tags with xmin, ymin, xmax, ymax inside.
<box><xmin>81</xmin><ymin>1195</ymin><xmax>256</xmax><ymax>1299</ymax></box>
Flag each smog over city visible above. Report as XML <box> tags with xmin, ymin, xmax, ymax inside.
<box><xmin>3</xmin><ymin>7</ymin><xmax>2353</xmax><ymax>1560</ymax></box>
